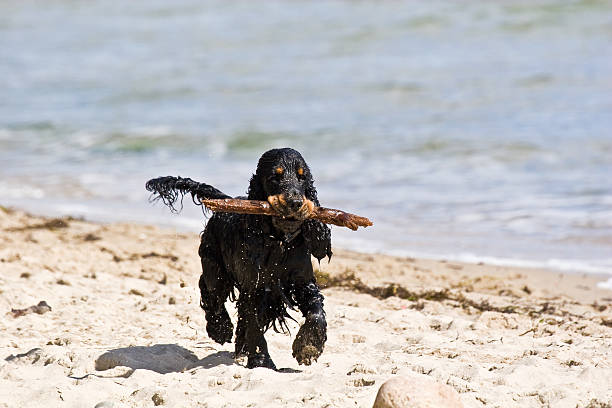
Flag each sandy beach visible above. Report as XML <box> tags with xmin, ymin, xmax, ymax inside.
<box><xmin>1</xmin><ymin>207</ymin><xmax>611</xmax><ymax>408</ymax></box>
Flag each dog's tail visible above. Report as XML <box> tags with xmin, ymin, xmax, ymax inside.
<box><xmin>145</xmin><ymin>176</ymin><xmax>230</xmax><ymax>213</ymax></box>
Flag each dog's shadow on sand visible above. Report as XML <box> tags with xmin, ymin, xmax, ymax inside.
<box><xmin>89</xmin><ymin>344</ymin><xmax>300</xmax><ymax>376</ymax></box>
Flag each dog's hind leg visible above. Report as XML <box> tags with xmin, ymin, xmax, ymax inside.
<box><xmin>198</xmin><ymin>256</ymin><xmax>233</xmax><ymax>345</ymax></box>
<box><xmin>292</xmin><ymin>280</ymin><xmax>327</xmax><ymax>366</ymax></box>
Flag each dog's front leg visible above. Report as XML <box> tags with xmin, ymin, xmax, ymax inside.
<box><xmin>237</xmin><ymin>294</ymin><xmax>276</xmax><ymax>370</ymax></box>
<box><xmin>292</xmin><ymin>281</ymin><xmax>327</xmax><ymax>365</ymax></box>
<box><xmin>198</xmin><ymin>261</ymin><xmax>233</xmax><ymax>345</ymax></box>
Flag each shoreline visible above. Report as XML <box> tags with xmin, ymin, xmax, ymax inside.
<box><xmin>3</xmin><ymin>200</ymin><xmax>611</xmax><ymax>291</ymax></box>
<box><xmin>1</xmin><ymin>207</ymin><xmax>611</xmax><ymax>407</ymax></box>
<box><xmin>323</xmin><ymin>248</ymin><xmax>612</xmax><ymax>305</ymax></box>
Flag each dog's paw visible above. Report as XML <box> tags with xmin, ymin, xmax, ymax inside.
<box><xmin>205</xmin><ymin>310</ymin><xmax>233</xmax><ymax>345</ymax></box>
<box><xmin>292</xmin><ymin>313</ymin><xmax>327</xmax><ymax>366</ymax></box>
<box><xmin>246</xmin><ymin>353</ymin><xmax>277</xmax><ymax>370</ymax></box>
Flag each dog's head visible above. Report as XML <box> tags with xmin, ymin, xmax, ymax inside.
<box><xmin>248</xmin><ymin>148</ymin><xmax>319</xmax><ymax>220</ymax></box>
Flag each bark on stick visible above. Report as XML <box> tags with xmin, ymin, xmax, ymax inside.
<box><xmin>201</xmin><ymin>198</ymin><xmax>372</xmax><ymax>231</ymax></box>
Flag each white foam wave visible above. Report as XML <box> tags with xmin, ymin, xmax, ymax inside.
<box><xmin>0</xmin><ymin>182</ymin><xmax>45</xmax><ymax>199</ymax></box>
<box><xmin>450</xmin><ymin>253</ymin><xmax>612</xmax><ymax>276</ymax></box>
<box><xmin>332</xmin><ymin>233</ymin><xmax>612</xmax><ymax>278</ymax></box>
<box><xmin>596</xmin><ymin>278</ymin><xmax>612</xmax><ymax>290</ymax></box>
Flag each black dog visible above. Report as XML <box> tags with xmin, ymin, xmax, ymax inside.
<box><xmin>146</xmin><ymin>148</ymin><xmax>332</xmax><ymax>369</ymax></box>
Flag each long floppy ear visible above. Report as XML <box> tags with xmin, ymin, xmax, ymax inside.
<box><xmin>247</xmin><ymin>174</ymin><xmax>267</xmax><ymax>200</ymax></box>
<box><xmin>301</xmin><ymin>163</ymin><xmax>330</xmax><ymax>260</ymax></box>
<box><xmin>302</xmin><ymin>219</ymin><xmax>332</xmax><ymax>262</ymax></box>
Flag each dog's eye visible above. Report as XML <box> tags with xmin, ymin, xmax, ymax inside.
<box><xmin>296</xmin><ymin>167</ymin><xmax>305</xmax><ymax>180</ymax></box>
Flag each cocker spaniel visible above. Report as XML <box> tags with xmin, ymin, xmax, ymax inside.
<box><xmin>146</xmin><ymin>148</ymin><xmax>331</xmax><ymax>369</ymax></box>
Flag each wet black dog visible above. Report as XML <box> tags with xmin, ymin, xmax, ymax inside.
<box><xmin>146</xmin><ymin>148</ymin><xmax>331</xmax><ymax>369</ymax></box>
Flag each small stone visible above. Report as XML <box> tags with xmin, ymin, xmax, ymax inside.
<box><xmin>47</xmin><ymin>337</ymin><xmax>70</xmax><ymax>346</ymax></box>
<box><xmin>347</xmin><ymin>363</ymin><xmax>376</xmax><ymax>375</ymax></box>
<box><xmin>83</xmin><ymin>233</ymin><xmax>101</xmax><ymax>242</ymax></box>
<box><xmin>10</xmin><ymin>301</ymin><xmax>52</xmax><ymax>318</ymax></box>
<box><xmin>5</xmin><ymin>348</ymin><xmax>43</xmax><ymax>364</ymax></box>
<box><xmin>168</xmin><ymin>297</ymin><xmax>176</xmax><ymax>305</ymax></box>
<box><xmin>94</xmin><ymin>402</ymin><xmax>114</xmax><ymax>408</ymax></box>
<box><xmin>152</xmin><ymin>392</ymin><xmax>164</xmax><ymax>406</ymax></box>
<box><xmin>373</xmin><ymin>375</ymin><xmax>464</xmax><ymax>408</ymax></box>
<box><xmin>353</xmin><ymin>377</ymin><xmax>376</xmax><ymax>387</ymax></box>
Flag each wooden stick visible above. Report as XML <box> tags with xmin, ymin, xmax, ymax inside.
<box><xmin>201</xmin><ymin>198</ymin><xmax>372</xmax><ymax>231</ymax></box>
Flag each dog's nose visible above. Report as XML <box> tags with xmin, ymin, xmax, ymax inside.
<box><xmin>286</xmin><ymin>191</ymin><xmax>303</xmax><ymax>211</ymax></box>
<box><xmin>287</xmin><ymin>197</ymin><xmax>303</xmax><ymax>211</ymax></box>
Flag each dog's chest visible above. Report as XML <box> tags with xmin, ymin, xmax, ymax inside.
<box><xmin>231</xmin><ymin>235</ymin><xmax>310</xmax><ymax>290</ymax></box>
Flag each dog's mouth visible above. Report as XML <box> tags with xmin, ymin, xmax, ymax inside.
<box><xmin>267</xmin><ymin>194</ymin><xmax>315</xmax><ymax>220</ymax></box>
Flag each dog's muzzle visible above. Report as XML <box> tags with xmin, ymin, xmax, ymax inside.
<box><xmin>268</xmin><ymin>193</ymin><xmax>315</xmax><ymax>220</ymax></box>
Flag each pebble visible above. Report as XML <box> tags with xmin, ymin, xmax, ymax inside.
<box><xmin>94</xmin><ymin>401</ymin><xmax>114</xmax><ymax>408</ymax></box>
<box><xmin>373</xmin><ymin>375</ymin><xmax>464</xmax><ymax>408</ymax></box>
<box><xmin>152</xmin><ymin>392</ymin><xmax>165</xmax><ymax>406</ymax></box>
<box><xmin>5</xmin><ymin>348</ymin><xmax>43</xmax><ymax>364</ymax></box>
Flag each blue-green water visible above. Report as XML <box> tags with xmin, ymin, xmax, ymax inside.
<box><xmin>1</xmin><ymin>1</ymin><xmax>611</xmax><ymax>281</ymax></box>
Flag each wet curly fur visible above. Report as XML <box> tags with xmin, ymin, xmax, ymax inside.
<box><xmin>146</xmin><ymin>148</ymin><xmax>331</xmax><ymax>369</ymax></box>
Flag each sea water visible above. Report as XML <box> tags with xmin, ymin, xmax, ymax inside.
<box><xmin>1</xmin><ymin>1</ymin><xmax>611</xmax><ymax>284</ymax></box>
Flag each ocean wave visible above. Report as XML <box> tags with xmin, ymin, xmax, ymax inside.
<box><xmin>2</xmin><ymin>0</ymin><xmax>612</xmax><ymax>281</ymax></box>
<box><xmin>596</xmin><ymin>277</ymin><xmax>612</xmax><ymax>290</ymax></box>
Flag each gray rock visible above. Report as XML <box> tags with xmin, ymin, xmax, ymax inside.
<box><xmin>94</xmin><ymin>402</ymin><xmax>114</xmax><ymax>408</ymax></box>
<box><xmin>373</xmin><ymin>374</ymin><xmax>464</xmax><ymax>408</ymax></box>
<box><xmin>95</xmin><ymin>344</ymin><xmax>199</xmax><ymax>374</ymax></box>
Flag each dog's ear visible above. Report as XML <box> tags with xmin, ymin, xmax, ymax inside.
<box><xmin>247</xmin><ymin>174</ymin><xmax>267</xmax><ymax>200</ymax></box>
<box><xmin>302</xmin><ymin>219</ymin><xmax>332</xmax><ymax>262</ymax></box>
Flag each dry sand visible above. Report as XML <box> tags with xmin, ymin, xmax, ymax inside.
<box><xmin>0</xmin><ymin>208</ymin><xmax>611</xmax><ymax>408</ymax></box>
